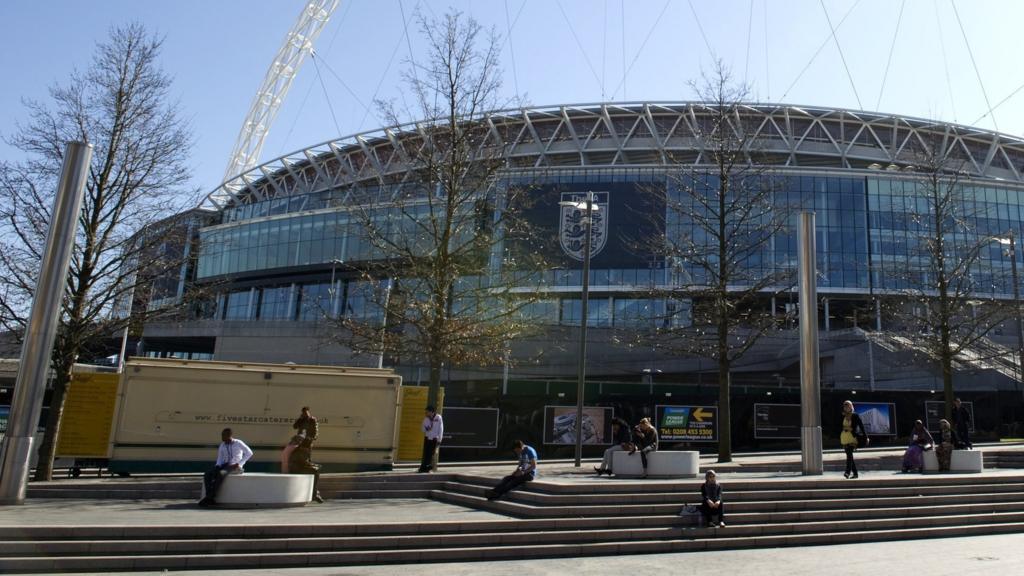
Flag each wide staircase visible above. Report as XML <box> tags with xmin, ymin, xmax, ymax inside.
<box><xmin>4</xmin><ymin>471</ymin><xmax>1024</xmax><ymax>572</ymax></box>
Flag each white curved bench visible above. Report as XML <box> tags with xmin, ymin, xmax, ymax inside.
<box><xmin>201</xmin><ymin>473</ymin><xmax>315</xmax><ymax>508</ymax></box>
<box><xmin>923</xmin><ymin>449</ymin><xmax>983</xmax><ymax>473</ymax></box>
<box><xmin>612</xmin><ymin>450</ymin><xmax>700</xmax><ymax>478</ymax></box>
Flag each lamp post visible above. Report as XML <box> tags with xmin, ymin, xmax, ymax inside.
<box><xmin>329</xmin><ymin>258</ymin><xmax>344</xmax><ymax>317</ymax></box>
<box><xmin>560</xmin><ymin>192</ymin><xmax>598</xmax><ymax>467</ymax></box>
<box><xmin>993</xmin><ymin>232</ymin><xmax>1023</xmax><ymax>398</ymax></box>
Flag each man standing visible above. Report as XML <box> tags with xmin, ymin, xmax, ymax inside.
<box><xmin>418</xmin><ymin>405</ymin><xmax>443</xmax><ymax>473</ymax></box>
<box><xmin>198</xmin><ymin>428</ymin><xmax>253</xmax><ymax>507</ymax></box>
<box><xmin>289</xmin><ymin>406</ymin><xmax>323</xmax><ymax>503</ymax></box>
<box><xmin>952</xmin><ymin>398</ymin><xmax>973</xmax><ymax>449</ymax></box>
<box><xmin>486</xmin><ymin>440</ymin><xmax>538</xmax><ymax>501</ymax></box>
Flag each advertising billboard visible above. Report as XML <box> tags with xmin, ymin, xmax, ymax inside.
<box><xmin>543</xmin><ymin>406</ymin><xmax>614</xmax><ymax>445</ymax></box>
<box><xmin>754</xmin><ymin>403</ymin><xmax>801</xmax><ymax>440</ymax></box>
<box><xmin>655</xmin><ymin>405</ymin><xmax>718</xmax><ymax>442</ymax></box>
<box><xmin>441</xmin><ymin>407</ymin><xmax>499</xmax><ymax>448</ymax></box>
<box><xmin>853</xmin><ymin>402</ymin><xmax>898</xmax><ymax>436</ymax></box>
<box><xmin>924</xmin><ymin>401</ymin><xmax>975</xmax><ymax>434</ymax></box>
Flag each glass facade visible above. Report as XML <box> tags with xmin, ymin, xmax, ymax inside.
<box><xmin>194</xmin><ymin>169</ymin><xmax>1024</xmax><ymax>328</ymax></box>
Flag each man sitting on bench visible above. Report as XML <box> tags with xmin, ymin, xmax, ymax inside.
<box><xmin>198</xmin><ymin>428</ymin><xmax>253</xmax><ymax>507</ymax></box>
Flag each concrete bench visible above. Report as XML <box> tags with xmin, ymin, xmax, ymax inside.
<box><xmin>923</xmin><ymin>449</ymin><xmax>983</xmax><ymax>473</ymax></box>
<box><xmin>612</xmin><ymin>450</ymin><xmax>699</xmax><ymax>478</ymax></box>
<box><xmin>201</xmin><ymin>473</ymin><xmax>314</xmax><ymax>507</ymax></box>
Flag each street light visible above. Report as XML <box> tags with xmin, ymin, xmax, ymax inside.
<box><xmin>992</xmin><ymin>232</ymin><xmax>1023</xmax><ymax>398</ymax></box>
<box><xmin>329</xmin><ymin>258</ymin><xmax>344</xmax><ymax>317</ymax></box>
<box><xmin>559</xmin><ymin>192</ymin><xmax>599</xmax><ymax>467</ymax></box>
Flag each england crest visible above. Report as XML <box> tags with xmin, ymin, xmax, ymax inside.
<box><xmin>559</xmin><ymin>191</ymin><xmax>609</xmax><ymax>261</ymax></box>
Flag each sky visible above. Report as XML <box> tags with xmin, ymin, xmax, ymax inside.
<box><xmin>3</xmin><ymin>0</ymin><xmax>1024</xmax><ymax>200</ymax></box>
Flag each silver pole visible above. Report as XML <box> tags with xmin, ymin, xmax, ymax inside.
<box><xmin>1003</xmin><ymin>231</ymin><xmax>1024</xmax><ymax>401</ymax></box>
<box><xmin>798</xmin><ymin>211</ymin><xmax>823</xmax><ymax>475</ymax></box>
<box><xmin>574</xmin><ymin>192</ymin><xmax>594</xmax><ymax>467</ymax></box>
<box><xmin>0</xmin><ymin>141</ymin><xmax>92</xmax><ymax>504</ymax></box>
<box><xmin>378</xmin><ymin>278</ymin><xmax>392</xmax><ymax>370</ymax></box>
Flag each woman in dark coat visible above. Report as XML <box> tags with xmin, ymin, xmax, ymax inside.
<box><xmin>630</xmin><ymin>417</ymin><xmax>658</xmax><ymax>477</ymax></box>
<box><xmin>840</xmin><ymin>400</ymin><xmax>869</xmax><ymax>479</ymax></box>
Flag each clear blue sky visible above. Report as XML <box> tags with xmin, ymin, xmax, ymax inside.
<box><xmin>3</xmin><ymin>0</ymin><xmax>1024</xmax><ymax>198</ymax></box>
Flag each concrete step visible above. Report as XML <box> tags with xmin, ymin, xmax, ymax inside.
<box><xmin>3</xmin><ymin>520</ymin><xmax>1023</xmax><ymax>573</ymax></box>
<box><xmin>437</xmin><ymin>479</ymin><xmax>1024</xmax><ymax>516</ymax></box>
<box><xmin>431</xmin><ymin>486</ymin><xmax>1024</xmax><ymax>522</ymax></box>
<box><xmin>6</xmin><ymin>508</ymin><xmax>1024</xmax><ymax>558</ymax></box>
<box><xmin>444</xmin><ymin>478</ymin><xmax>1024</xmax><ymax>505</ymax></box>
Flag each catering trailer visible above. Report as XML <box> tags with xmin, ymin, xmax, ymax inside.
<box><xmin>107</xmin><ymin>358</ymin><xmax>402</xmax><ymax>474</ymax></box>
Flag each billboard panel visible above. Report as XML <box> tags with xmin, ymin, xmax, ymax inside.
<box><xmin>543</xmin><ymin>406</ymin><xmax>614</xmax><ymax>445</ymax></box>
<box><xmin>853</xmin><ymin>402</ymin><xmax>897</xmax><ymax>436</ymax></box>
<box><xmin>441</xmin><ymin>407</ymin><xmax>499</xmax><ymax>448</ymax></box>
<box><xmin>655</xmin><ymin>405</ymin><xmax>718</xmax><ymax>442</ymax></box>
<box><xmin>754</xmin><ymin>403</ymin><xmax>801</xmax><ymax>440</ymax></box>
<box><xmin>924</xmin><ymin>401</ymin><xmax>975</xmax><ymax>434</ymax></box>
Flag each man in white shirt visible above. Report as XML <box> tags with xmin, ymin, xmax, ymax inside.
<box><xmin>198</xmin><ymin>428</ymin><xmax>254</xmax><ymax>507</ymax></box>
<box><xmin>418</xmin><ymin>405</ymin><xmax>443</xmax><ymax>473</ymax></box>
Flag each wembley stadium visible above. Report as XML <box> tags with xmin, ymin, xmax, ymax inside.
<box><xmin>138</xmin><ymin>102</ymin><xmax>1024</xmax><ymax>446</ymax></box>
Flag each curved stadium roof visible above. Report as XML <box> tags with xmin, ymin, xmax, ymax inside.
<box><xmin>205</xmin><ymin>102</ymin><xmax>1024</xmax><ymax>210</ymax></box>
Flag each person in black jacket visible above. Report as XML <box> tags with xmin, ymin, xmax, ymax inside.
<box><xmin>595</xmin><ymin>417</ymin><xmax>633</xmax><ymax>476</ymax></box>
<box><xmin>630</xmin><ymin>417</ymin><xmax>658</xmax><ymax>477</ymax></box>
<box><xmin>840</xmin><ymin>400</ymin><xmax>869</xmax><ymax>479</ymax></box>
<box><xmin>699</xmin><ymin>470</ymin><xmax>725</xmax><ymax>528</ymax></box>
<box><xmin>952</xmin><ymin>398</ymin><xmax>972</xmax><ymax>449</ymax></box>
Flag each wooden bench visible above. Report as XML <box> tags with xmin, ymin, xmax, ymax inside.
<box><xmin>612</xmin><ymin>450</ymin><xmax>700</xmax><ymax>478</ymax></box>
<box><xmin>201</xmin><ymin>473</ymin><xmax>315</xmax><ymax>507</ymax></box>
<box><xmin>922</xmin><ymin>449</ymin><xmax>983</xmax><ymax>473</ymax></box>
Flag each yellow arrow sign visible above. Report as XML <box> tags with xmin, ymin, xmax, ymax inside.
<box><xmin>692</xmin><ymin>408</ymin><xmax>712</xmax><ymax>422</ymax></box>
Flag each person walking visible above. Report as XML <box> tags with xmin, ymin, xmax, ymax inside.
<box><xmin>198</xmin><ymin>428</ymin><xmax>253</xmax><ymax>507</ymax></box>
<box><xmin>418</xmin><ymin>405</ymin><xmax>443</xmax><ymax>473</ymax></box>
<box><xmin>952</xmin><ymin>398</ymin><xmax>972</xmax><ymax>449</ymax></box>
<box><xmin>840</xmin><ymin>400</ymin><xmax>869</xmax><ymax>479</ymax></box>
<box><xmin>699</xmin><ymin>470</ymin><xmax>725</xmax><ymax>528</ymax></box>
<box><xmin>595</xmin><ymin>417</ymin><xmax>633</xmax><ymax>476</ymax></box>
<box><xmin>486</xmin><ymin>440</ymin><xmax>538</xmax><ymax>500</ymax></box>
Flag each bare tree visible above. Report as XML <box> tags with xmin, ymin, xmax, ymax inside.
<box><xmin>0</xmin><ymin>24</ymin><xmax>196</xmax><ymax>480</ymax></box>
<box><xmin>647</xmin><ymin>62</ymin><xmax>792</xmax><ymax>462</ymax></box>
<box><xmin>885</xmin><ymin>135</ymin><xmax>1010</xmax><ymax>419</ymax></box>
<box><xmin>328</xmin><ymin>10</ymin><xmax>545</xmax><ymax>409</ymax></box>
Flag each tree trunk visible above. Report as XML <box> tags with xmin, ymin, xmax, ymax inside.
<box><xmin>32</xmin><ymin>355</ymin><xmax>73</xmax><ymax>482</ymax></box>
<box><xmin>942</xmin><ymin>349</ymin><xmax>954</xmax><ymax>421</ymax></box>
<box><xmin>717</xmin><ymin>338</ymin><xmax>732</xmax><ymax>463</ymax></box>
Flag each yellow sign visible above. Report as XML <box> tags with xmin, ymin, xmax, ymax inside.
<box><xmin>56</xmin><ymin>372</ymin><xmax>120</xmax><ymax>458</ymax></box>
<box><xmin>692</xmin><ymin>408</ymin><xmax>711</xmax><ymax>422</ymax></box>
<box><xmin>397</xmin><ymin>386</ymin><xmax>444</xmax><ymax>462</ymax></box>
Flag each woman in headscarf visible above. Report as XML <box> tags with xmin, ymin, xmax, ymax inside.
<box><xmin>901</xmin><ymin>419</ymin><xmax>934</xmax><ymax>473</ymax></box>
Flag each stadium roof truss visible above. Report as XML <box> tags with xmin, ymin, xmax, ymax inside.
<box><xmin>203</xmin><ymin>102</ymin><xmax>1024</xmax><ymax>211</ymax></box>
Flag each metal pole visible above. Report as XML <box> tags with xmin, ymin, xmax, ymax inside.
<box><xmin>378</xmin><ymin>278</ymin><xmax>393</xmax><ymax>370</ymax></box>
<box><xmin>574</xmin><ymin>193</ymin><xmax>594</xmax><ymax>467</ymax></box>
<box><xmin>0</xmin><ymin>141</ymin><xmax>92</xmax><ymax>504</ymax></box>
<box><xmin>798</xmin><ymin>211</ymin><xmax>823</xmax><ymax>475</ymax></box>
<box><xmin>1010</xmin><ymin>231</ymin><xmax>1023</xmax><ymax>399</ymax></box>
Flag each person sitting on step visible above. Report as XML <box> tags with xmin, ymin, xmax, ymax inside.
<box><xmin>486</xmin><ymin>439</ymin><xmax>537</xmax><ymax>501</ymax></box>
<box><xmin>699</xmin><ymin>469</ymin><xmax>725</xmax><ymax>528</ymax></box>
